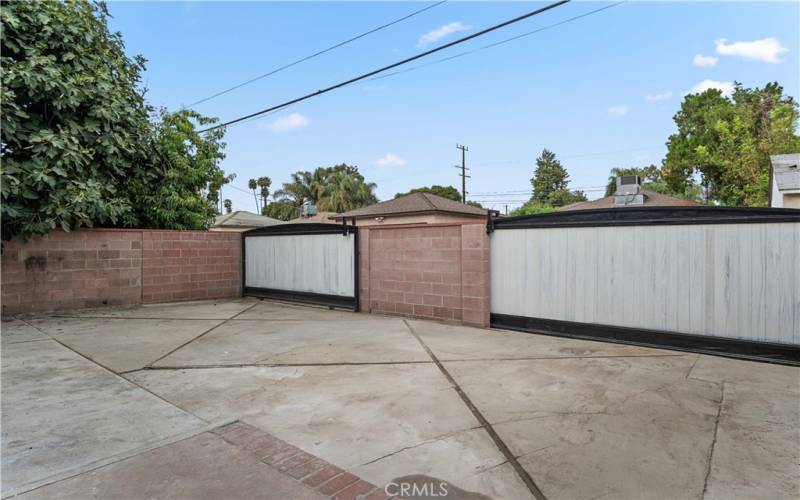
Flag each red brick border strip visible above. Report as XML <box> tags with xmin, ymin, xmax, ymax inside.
<box><xmin>212</xmin><ymin>421</ymin><xmax>392</xmax><ymax>500</ymax></box>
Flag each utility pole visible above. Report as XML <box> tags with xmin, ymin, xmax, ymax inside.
<box><xmin>455</xmin><ymin>144</ymin><xmax>469</xmax><ymax>203</ymax></box>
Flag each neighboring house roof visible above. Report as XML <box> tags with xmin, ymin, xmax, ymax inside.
<box><xmin>332</xmin><ymin>192</ymin><xmax>487</xmax><ymax>219</ymax></box>
<box><xmin>771</xmin><ymin>153</ymin><xmax>800</xmax><ymax>191</ymax></box>
<box><xmin>289</xmin><ymin>211</ymin><xmax>340</xmax><ymax>223</ymax></box>
<box><xmin>213</xmin><ymin>211</ymin><xmax>282</xmax><ymax>228</ymax></box>
<box><xmin>559</xmin><ymin>189</ymin><xmax>701</xmax><ymax>211</ymax></box>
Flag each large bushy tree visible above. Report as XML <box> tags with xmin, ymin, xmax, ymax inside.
<box><xmin>663</xmin><ymin>82</ymin><xmax>799</xmax><ymax>206</ymax></box>
<box><xmin>274</xmin><ymin>164</ymin><xmax>377</xmax><ymax>213</ymax></box>
<box><xmin>1</xmin><ymin>0</ymin><xmax>230</xmax><ymax>240</ymax></box>
<box><xmin>395</xmin><ymin>185</ymin><xmax>461</xmax><ymax>202</ymax></box>
<box><xmin>124</xmin><ymin>109</ymin><xmax>229</xmax><ymax>230</ymax></box>
<box><xmin>529</xmin><ymin>149</ymin><xmax>587</xmax><ymax>207</ymax></box>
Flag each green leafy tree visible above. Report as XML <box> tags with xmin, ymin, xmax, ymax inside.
<box><xmin>663</xmin><ymin>82</ymin><xmax>800</xmax><ymax>206</ymax></box>
<box><xmin>394</xmin><ymin>185</ymin><xmax>461</xmax><ymax>202</ymax></box>
<box><xmin>529</xmin><ymin>149</ymin><xmax>587</xmax><ymax>207</ymax></box>
<box><xmin>125</xmin><ymin>109</ymin><xmax>229</xmax><ymax>230</ymax></box>
<box><xmin>223</xmin><ymin>199</ymin><xmax>232</xmax><ymax>214</ymax></box>
<box><xmin>274</xmin><ymin>164</ymin><xmax>377</xmax><ymax>212</ymax></box>
<box><xmin>1</xmin><ymin>0</ymin><xmax>152</xmax><ymax>239</ymax></box>
<box><xmin>262</xmin><ymin>201</ymin><xmax>300</xmax><ymax>221</ymax></box>
<box><xmin>1</xmin><ymin>0</ymin><xmax>232</xmax><ymax>240</ymax></box>
<box><xmin>508</xmin><ymin>201</ymin><xmax>556</xmax><ymax>217</ymax></box>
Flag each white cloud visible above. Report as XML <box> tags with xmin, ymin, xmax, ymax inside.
<box><xmin>267</xmin><ymin>113</ymin><xmax>309</xmax><ymax>131</ymax></box>
<box><xmin>607</xmin><ymin>105</ymin><xmax>628</xmax><ymax>116</ymax></box>
<box><xmin>645</xmin><ymin>91</ymin><xmax>672</xmax><ymax>102</ymax></box>
<box><xmin>417</xmin><ymin>22</ymin><xmax>471</xmax><ymax>47</ymax></box>
<box><xmin>688</xmin><ymin>79</ymin><xmax>735</xmax><ymax>97</ymax></box>
<box><xmin>715</xmin><ymin>37</ymin><xmax>787</xmax><ymax>64</ymax></box>
<box><xmin>374</xmin><ymin>153</ymin><xmax>405</xmax><ymax>168</ymax></box>
<box><xmin>693</xmin><ymin>54</ymin><xmax>718</xmax><ymax>67</ymax></box>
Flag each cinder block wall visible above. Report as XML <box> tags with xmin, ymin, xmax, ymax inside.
<box><xmin>1</xmin><ymin>229</ymin><xmax>241</xmax><ymax>316</ymax></box>
<box><xmin>358</xmin><ymin>222</ymin><xmax>490</xmax><ymax>327</ymax></box>
<box><xmin>141</xmin><ymin>231</ymin><xmax>241</xmax><ymax>304</ymax></box>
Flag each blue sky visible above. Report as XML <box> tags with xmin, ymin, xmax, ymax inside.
<box><xmin>107</xmin><ymin>1</ymin><xmax>800</xmax><ymax>212</ymax></box>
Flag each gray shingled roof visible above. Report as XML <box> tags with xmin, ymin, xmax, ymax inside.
<box><xmin>332</xmin><ymin>192</ymin><xmax>487</xmax><ymax>219</ymax></box>
<box><xmin>771</xmin><ymin>154</ymin><xmax>800</xmax><ymax>191</ymax></box>
<box><xmin>559</xmin><ymin>189</ymin><xmax>701</xmax><ymax>211</ymax></box>
<box><xmin>213</xmin><ymin>211</ymin><xmax>282</xmax><ymax>228</ymax></box>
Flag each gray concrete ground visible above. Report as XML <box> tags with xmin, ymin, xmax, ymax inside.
<box><xmin>2</xmin><ymin>298</ymin><xmax>798</xmax><ymax>499</ymax></box>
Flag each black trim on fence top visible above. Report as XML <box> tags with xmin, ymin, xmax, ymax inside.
<box><xmin>243</xmin><ymin>222</ymin><xmax>356</xmax><ymax>237</ymax></box>
<box><xmin>491</xmin><ymin>313</ymin><xmax>800</xmax><ymax>366</ymax></box>
<box><xmin>489</xmin><ymin>206</ymin><xmax>800</xmax><ymax>231</ymax></box>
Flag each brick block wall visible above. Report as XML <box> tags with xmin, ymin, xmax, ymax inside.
<box><xmin>359</xmin><ymin>223</ymin><xmax>490</xmax><ymax>327</ymax></box>
<box><xmin>142</xmin><ymin>231</ymin><xmax>241</xmax><ymax>304</ymax></box>
<box><xmin>1</xmin><ymin>229</ymin><xmax>241</xmax><ymax>316</ymax></box>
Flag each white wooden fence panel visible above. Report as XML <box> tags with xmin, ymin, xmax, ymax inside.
<box><xmin>491</xmin><ymin>222</ymin><xmax>800</xmax><ymax>345</ymax></box>
<box><xmin>245</xmin><ymin>233</ymin><xmax>355</xmax><ymax>297</ymax></box>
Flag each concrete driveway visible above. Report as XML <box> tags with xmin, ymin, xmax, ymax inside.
<box><xmin>2</xmin><ymin>298</ymin><xmax>798</xmax><ymax>499</ymax></box>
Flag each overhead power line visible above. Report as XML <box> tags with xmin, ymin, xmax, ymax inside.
<box><xmin>186</xmin><ymin>0</ymin><xmax>449</xmax><ymax>108</ymax></box>
<box><xmin>369</xmin><ymin>1</ymin><xmax>626</xmax><ymax>82</ymax></box>
<box><xmin>198</xmin><ymin>0</ymin><xmax>571</xmax><ymax>133</ymax></box>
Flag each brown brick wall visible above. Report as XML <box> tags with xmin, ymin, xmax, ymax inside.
<box><xmin>1</xmin><ymin>229</ymin><xmax>241</xmax><ymax>316</ymax></box>
<box><xmin>359</xmin><ymin>223</ymin><xmax>490</xmax><ymax>327</ymax></box>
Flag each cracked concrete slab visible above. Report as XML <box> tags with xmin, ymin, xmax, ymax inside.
<box><xmin>27</xmin><ymin>317</ymin><xmax>222</xmax><ymax>372</ymax></box>
<box><xmin>443</xmin><ymin>356</ymin><xmax>722</xmax><ymax>499</ymax></box>
<box><xmin>689</xmin><ymin>356</ymin><xmax>800</xmax><ymax>500</ymax></box>
<box><xmin>1</xmin><ymin>319</ymin><xmax>49</xmax><ymax>345</ymax></box>
<box><xmin>1</xmin><ymin>338</ymin><xmax>205</xmax><ymax>495</ymax></box>
<box><xmin>15</xmin><ymin>432</ymin><xmax>324</xmax><ymax>500</ymax></box>
<box><xmin>153</xmin><ymin>317</ymin><xmax>429</xmax><ymax>367</ymax></box>
<box><xmin>408</xmin><ymin>319</ymin><xmax>680</xmax><ymax>361</ymax></box>
<box><xmin>127</xmin><ymin>363</ymin><xmax>525</xmax><ymax>498</ymax></box>
<box><xmin>51</xmin><ymin>298</ymin><xmax>257</xmax><ymax>320</ymax></box>
<box><xmin>5</xmin><ymin>299</ymin><xmax>798</xmax><ymax>499</ymax></box>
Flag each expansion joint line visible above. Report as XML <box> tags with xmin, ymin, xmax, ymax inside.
<box><xmin>403</xmin><ymin>320</ymin><xmax>549</xmax><ymax>500</ymax></box>
<box><xmin>145</xmin><ymin>302</ymin><xmax>260</xmax><ymax>368</ymax></box>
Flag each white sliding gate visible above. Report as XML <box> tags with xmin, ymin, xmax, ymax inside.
<box><xmin>243</xmin><ymin>223</ymin><xmax>358</xmax><ymax>309</ymax></box>
<box><xmin>489</xmin><ymin>207</ymin><xmax>800</xmax><ymax>363</ymax></box>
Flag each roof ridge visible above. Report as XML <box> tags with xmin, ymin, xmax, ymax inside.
<box><xmin>418</xmin><ymin>192</ymin><xmax>438</xmax><ymax>210</ymax></box>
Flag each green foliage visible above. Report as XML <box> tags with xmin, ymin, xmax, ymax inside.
<box><xmin>529</xmin><ymin>149</ymin><xmax>587</xmax><ymax>207</ymax></box>
<box><xmin>125</xmin><ymin>109</ymin><xmax>228</xmax><ymax>230</ymax></box>
<box><xmin>663</xmin><ymin>82</ymin><xmax>800</xmax><ymax>206</ymax></box>
<box><xmin>466</xmin><ymin>200</ymin><xmax>483</xmax><ymax>208</ymax></box>
<box><xmin>262</xmin><ymin>201</ymin><xmax>299</xmax><ymax>221</ymax></box>
<box><xmin>223</xmin><ymin>199</ymin><xmax>232</xmax><ymax>214</ymax></box>
<box><xmin>1</xmin><ymin>0</ymin><xmax>152</xmax><ymax>238</ymax></box>
<box><xmin>1</xmin><ymin>0</ymin><xmax>231</xmax><ymax>240</ymax></box>
<box><xmin>274</xmin><ymin>164</ymin><xmax>377</xmax><ymax>213</ymax></box>
<box><xmin>257</xmin><ymin>176</ymin><xmax>271</xmax><ymax>210</ymax></box>
<box><xmin>508</xmin><ymin>201</ymin><xmax>556</xmax><ymax>217</ymax></box>
<box><xmin>395</xmin><ymin>185</ymin><xmax>461</xmax><ymax>202</ymax></box>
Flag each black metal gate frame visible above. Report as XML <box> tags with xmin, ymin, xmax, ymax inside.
<box><xmin>487</xmin><ymin>206</ymin><xmax>800</xmax><ymax>365</ymax></box>
<box><xmin>242</xmin><ymin>222</ymin><xmax>359</xmax><ymax>311</ymax></box>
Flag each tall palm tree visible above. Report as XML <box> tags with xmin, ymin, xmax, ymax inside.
<box><xmin>248</xmin><ymin>178</ymin><xmax>259</xmax><ymax>212</ymax></box>
<box><xmin>257</xmin><ymin>177</ymin><xmax>271</xmax><ymax>210</ymax></box>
